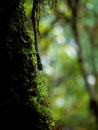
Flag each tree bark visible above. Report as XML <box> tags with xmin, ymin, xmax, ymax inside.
<box><xmin>0</xmin><ymin>1</ymin><xmax>53</xmax><ymax>129</ymax></box>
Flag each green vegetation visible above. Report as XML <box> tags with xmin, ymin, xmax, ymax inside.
<box><xmin>31</xmin><ymin>0</ymin><xmax>98</xmax><ymax>130</ymax></box>
<box><xmin>0</xmin><ymin>1</ymin><xmax>55</xmax><ymax>129</ymax></box>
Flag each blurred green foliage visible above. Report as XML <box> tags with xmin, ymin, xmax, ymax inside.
<box><xmin>24</xmin><ymin>0</ymin><xmax>98</xmax><ymax>130</ymax></box>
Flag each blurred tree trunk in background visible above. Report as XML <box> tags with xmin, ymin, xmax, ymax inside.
<box><xmin>0</xmin><ymin>0</ymin><xmax>54</xmax><ymax>129</ymax></box>
<box><xmin>67</xmin><ymin>0</ymin><xmax>98</xmax><ymax>129</ymax></box>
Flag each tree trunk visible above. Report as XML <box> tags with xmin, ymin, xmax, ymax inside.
<box><xmin>0</xmin><ymin>1</ymin><xmax>53</xmax><ymax>129</ymax></box>
<box><xmin>68</xmin><ymin>1</ymin><xmax>98</xmax><ymax>129</ymax></box>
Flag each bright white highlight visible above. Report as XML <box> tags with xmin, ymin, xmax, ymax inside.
<box><xmin>87</xmin><ymin>75</ymin><xmax>96</xmax><ymax>86</ymax></box>
<box><xmin>55</xmin><ymin>98</ymin><xmax>65</xmax><ymax>107</ymax></box>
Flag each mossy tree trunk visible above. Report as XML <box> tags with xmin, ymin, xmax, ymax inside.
<box><xmin>0</xmin><ymin>0</ymin><xmax>53</xmax><ymax>129</ymax></box>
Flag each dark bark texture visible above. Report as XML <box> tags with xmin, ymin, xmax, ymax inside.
<box><xmin>0</xmin><ymin>0</ymin><xmax>53</xmax><ymax>129</ymax></box>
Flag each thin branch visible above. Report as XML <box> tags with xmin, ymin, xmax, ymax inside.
<box><xmin>31</xmin><ymin>0</ymin><xmax>43</xmax><ymax>70</ymax></box>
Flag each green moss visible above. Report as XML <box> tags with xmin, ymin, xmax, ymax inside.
<box><xmin>0</xmin><ymin>1</ymin><xmax>55</xmax><ymax>129</ymax></box>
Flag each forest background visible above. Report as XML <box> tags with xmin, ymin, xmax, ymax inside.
<box><xmin>25</xmin><ymin>0</ymin><xmax>98</xmax><ymax>130</ymax></box>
